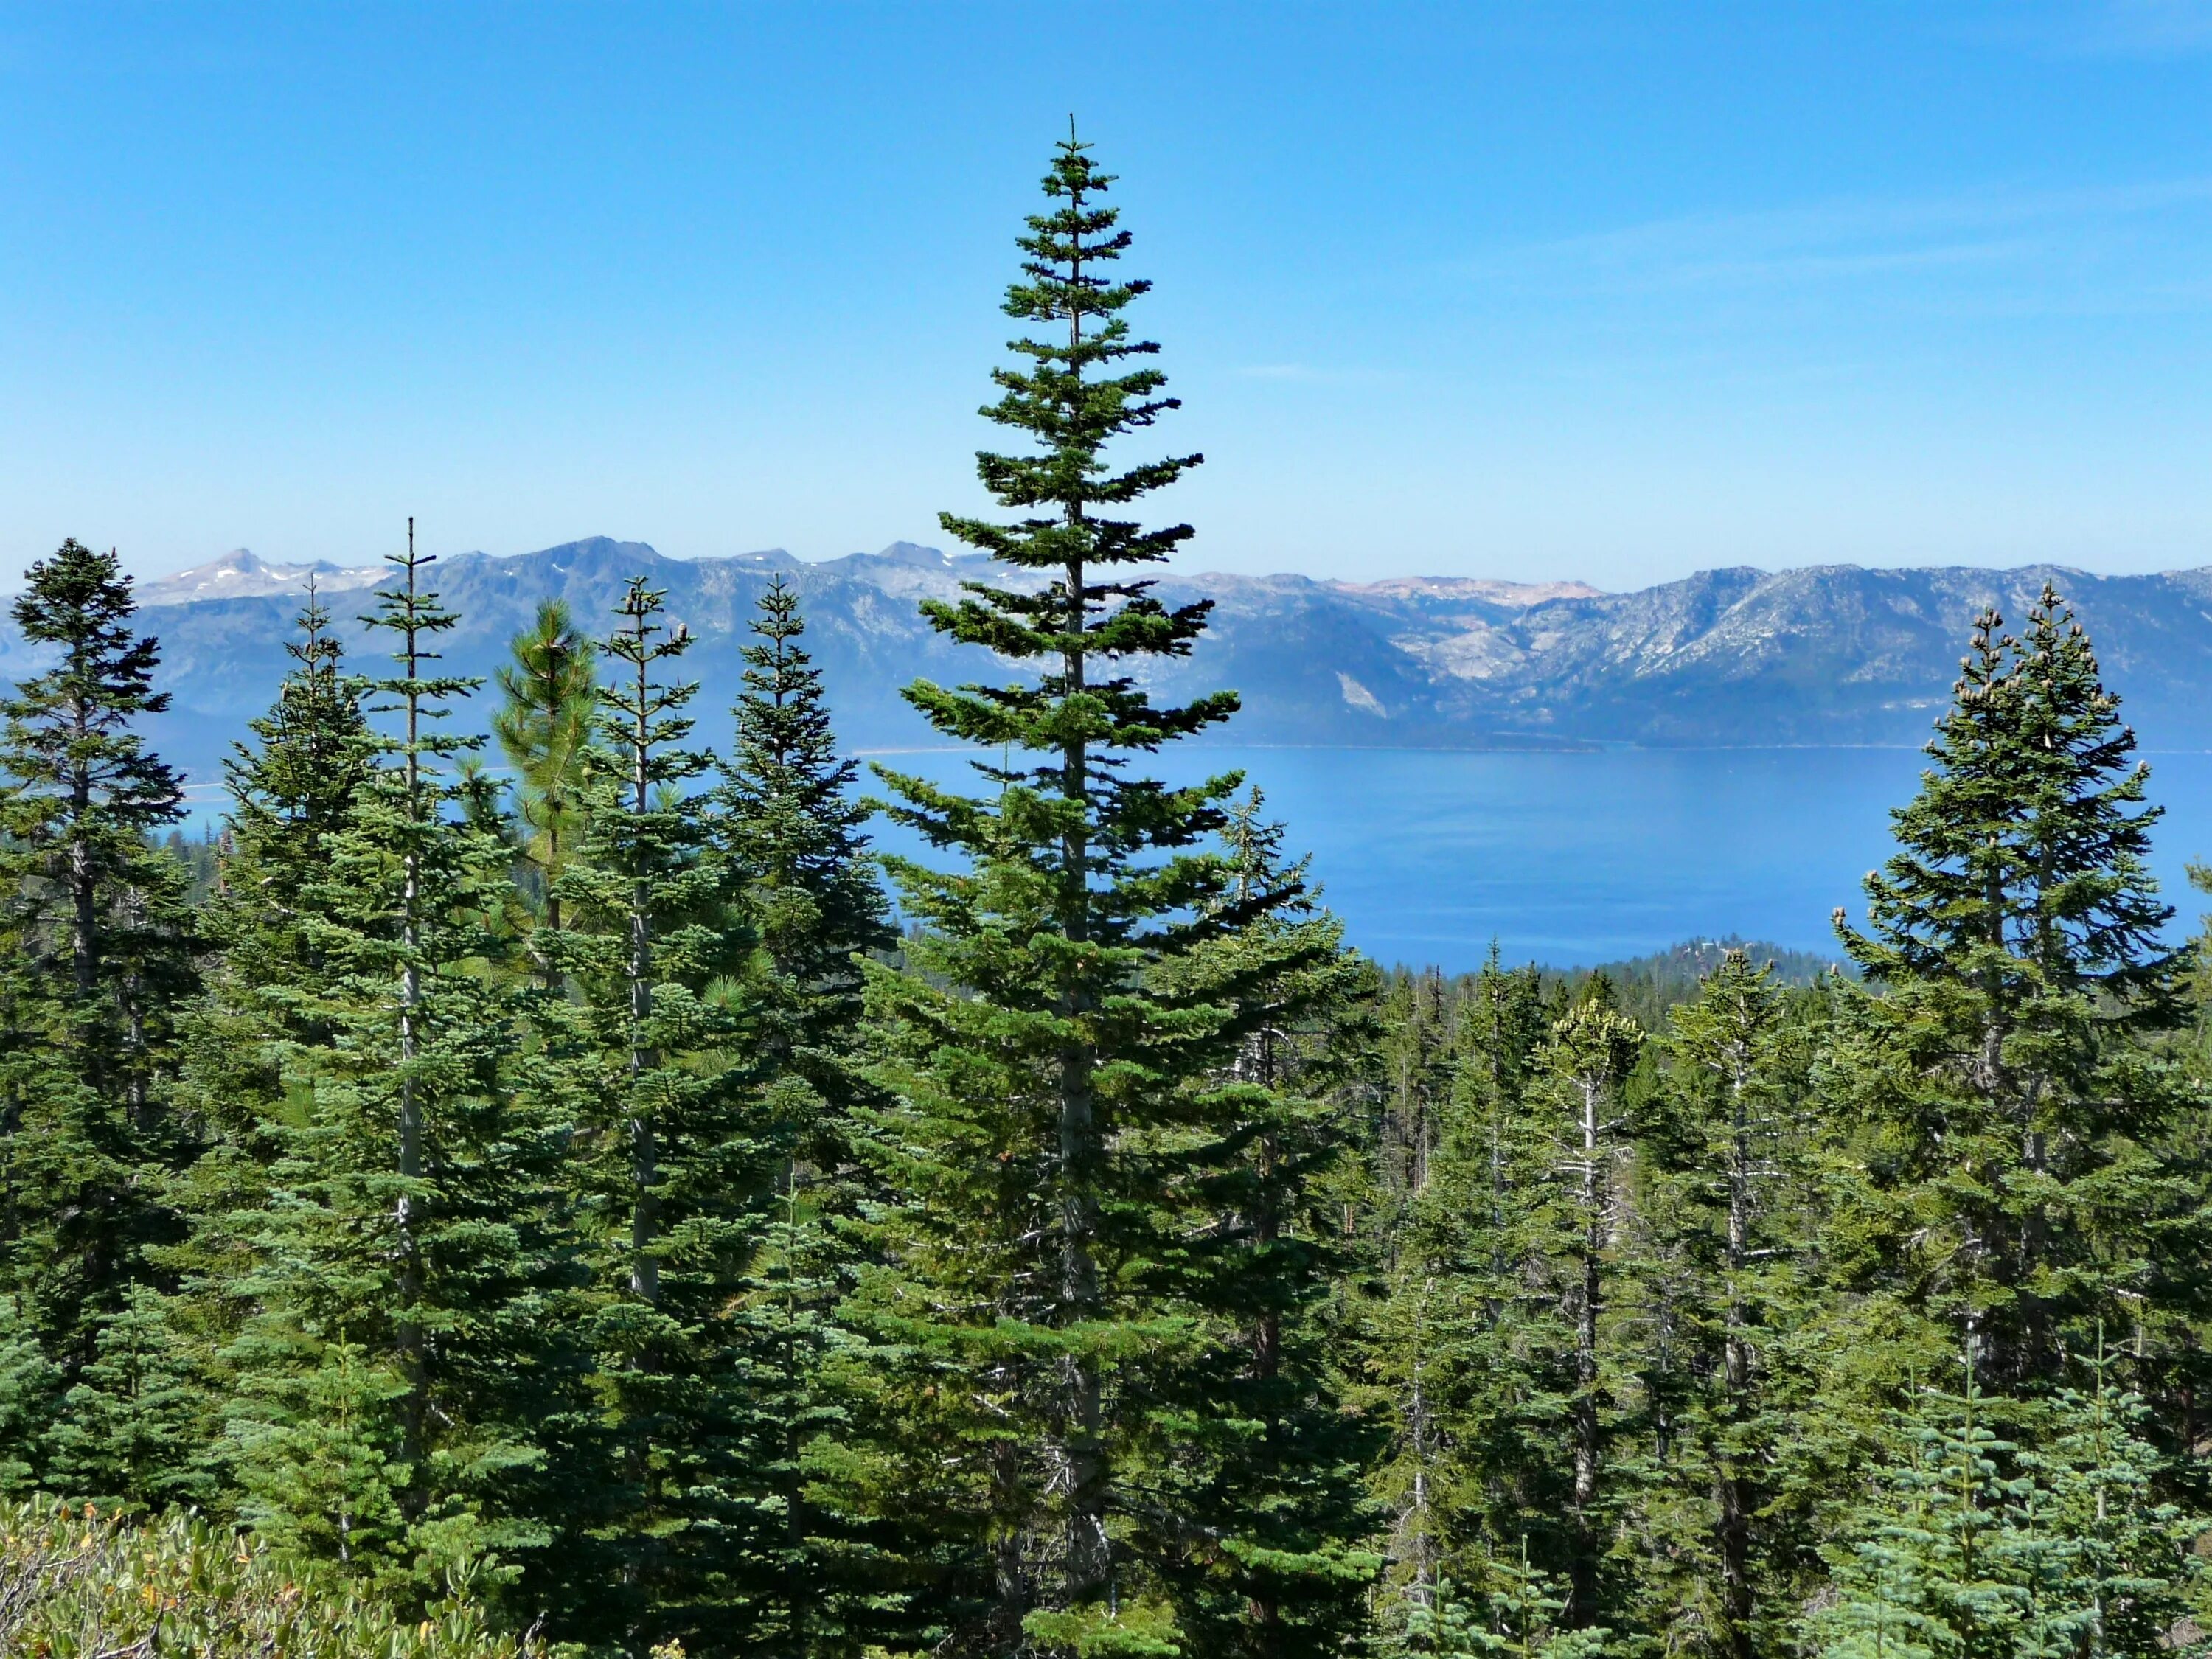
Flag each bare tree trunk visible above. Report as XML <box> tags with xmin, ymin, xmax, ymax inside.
<box><xmin>1571</xmin><ymin>1072</ymin><xmax>1604</xmax><ymax>1620</ymax></box>
<box><xmin>394</xmin><ymin>524</ymin><xmax>426</xmax><ymax>1512</ymax></box>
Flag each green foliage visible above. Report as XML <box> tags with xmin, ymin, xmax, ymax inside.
<box><xmin>1814</xmin><ymin>1349</ymin><xmax>2206</xmax><ymax>1659</ymax></box>
<box><xmin>1830</xmin><ymin>586</ymin><xmax>2190</xmax><ymax>1391</ymax></box>
<box><xmin>218</xmin><ymin>536</ymin><xmax>577</xmax><ymax>1606</ymax></box>
<box><xmin>0</xmin><ymin>538</ymin><xmax>197</xmax><ymax>1375</ymax></box>
<box><xmin>538</xmin><ymin>577</ymin><xmax>768</xmax><ymax>1653</ymax></box>
<box><xmin>492</xmin><ymin>599</ymin><xmax>598</xmax><ymax>948</ymax></box>
<box><xmin>852</xmin><ymin>127</ymin><xmax>1364</xmax><ymax>1659</ymax></box>
<box><xmin>7</xmin><ymin>145</ymin><xmax>2212</xmax><ymax>1659</ymax></box>
<box><xmin>0</xmin><ymin>1494</ymin><xmax>543</xmax><ymax>1657</ymax></box>
<box><xmin>712</xmin><ymin>574</ymin><xmax>897</xmax><ymax>1658</ymax></box>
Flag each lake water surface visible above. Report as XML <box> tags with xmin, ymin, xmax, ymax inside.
<box><xmin>866</xmin><ymin>745</ymin><xmax>2212</xmax><ymax>973</ymax></box>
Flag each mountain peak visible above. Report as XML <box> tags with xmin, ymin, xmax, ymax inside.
<box><xmin>139</xmin><ymin>548</ymin><xmax>383</xmax><ymax>608</ymax></box>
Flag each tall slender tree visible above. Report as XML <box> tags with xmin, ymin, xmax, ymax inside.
<box><xmin>1536</xmin><ymin>994</ymin><xmax>1644</xmax><ymax>1626</ymax></box>
<box><xmin>1830</xmin><ymin>587</ymin><xmax>2191</xmax><ymax>1394</ymax></box>
<box><xmin>220</xmin><ymin>529</ymin><xmax>575</xmax><ymax>1607</ymax></box>
<box><xmin>159</xmin><ymin>585</ymin><xmax>379</xmax><ymax>1509</ymax></box>
<box><xmin>850</xmin><ymin>127</ymin><xmax>1321</xmax><ymax>1658</ymax></box>
<box><xmin>0</xmin><ymin>539</ymin><xmax>195</xmax><ymax>1379</ymax></box>
<box><xmin>544</xmin><ymin>577</ymin><xmax>767</xmax><ymax>1655</ymax></box>
<box><xmin>714</xmin><ymin>574</ymin><xmax>896</xmax><ymax>1657</ymax></box>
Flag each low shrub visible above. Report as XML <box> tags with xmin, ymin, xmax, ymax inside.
<box><xmin>0</xmin><ymin>1496</ymin><xmax>540</xmax><ymax>1658</ymax></box>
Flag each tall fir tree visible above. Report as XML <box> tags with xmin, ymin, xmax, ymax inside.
<box><xmin>1621</xmin><ymin>951</ymin><xmax>1826</xmax><ymax>1659</ymax></box>
<box><xmin>0</xmin><ymin>539</ymin><xmax>196</xmax><ymax>1408</ymax></box>
<box><xmin>541</xmin><ymin>577</ymin><xmax>768</xmax><ymax>1655</ymax></box>
<box><xmin>713</xmin><ymin>574</ymin><xmax>897</xmax><ymax>1658</ymax></box>
<box><xmin>1148</xmin><ymin>788</ymin><xmax>1382</xmax><ymax>1658</ymax></box>
<box><xmin>849</xmin><ymin>128</ymin><xmax>1339</xmax><ymax>1658</ymax></box>
<box><xmin>160</xmin><ymin>585</ymin><xmax>380</xmax><ymax>1512</ymax></box>
<box><xmin>1830</xmin><ymin>587</ymin><xmax>2192</xmax><ymax>1396</ymax></box>
<box><xmin>1534</xmin><ymin>993</ymin><xmax>1645</xmax><ymax>1627</ymax></box>
<box><xmin>218</xmin><ymin>530</ymin><xmax>577</xmax><ymax>1608</ymax></box>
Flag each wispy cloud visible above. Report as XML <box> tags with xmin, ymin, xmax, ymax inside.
<box><xmin>1455</xmin><ymin>178</ymin><xmax>2212</xmax><ymax>319</ymax></box>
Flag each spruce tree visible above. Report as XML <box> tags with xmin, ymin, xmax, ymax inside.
<box><xmin>1815</xmin><ymin>1341</ymin><xmax>2205</xmax><ymax>1659</ymax></box>
<box><xmin>1148</xmin><ymin>788</ymin><xmax>1382</xmax><ymax>1658</ymax></box>
<box><xmin>1363</xmin><ymin>952</ymin><xmax>1571</xmax><ymax>1651</ymax></box>
<box><xmin>161</xmin><ymin>585</ymin><xmax>380</xmax><ymax>1514</ymax></box>
<box><xmin>1535</xmin><ymin>995</ymin><xmax>1644</xmax><ymax>1626</ymax></box>
<box><xmin>0</xmin><ymin>538</ymin><xmax>196</xmax><ymax>1383</ymax></box>
<box><xmin>720</xmin><ymin>574</ymin><xmax>893</xmax><ymax>1132</ymax></box>
<box><xmin>849</xmin><ymin>128</ymin><xmax>1326</xmax><ymax>1658</ymax></box>
<box><xmin>1624</xmin><ymin>951</ymin><xmax>1825</xmax><ymax>1659</ymax></box>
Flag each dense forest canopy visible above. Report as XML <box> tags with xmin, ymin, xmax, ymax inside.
<box><xmin>7</xmin><ymin>134</ymin><xmax>2212</xmax><ymax>1659</ymax></box>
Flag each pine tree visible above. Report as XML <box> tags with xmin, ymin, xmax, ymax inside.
<box><xmin>492</xmin><ymin>600</ymin><xmax>598</xmax><ymax>956</ymax></box>
<box><xmin>1364</xmin><ymin>953</ymin><xmax>1571</xmax><ymax>1650</ymax></box>
<box><xmin>0</xmin><ymin>539</ymin><xmax>196</xmax><ymax>1387</ymax></box>
<box><xmin>849</xmin><ymin>128</ymin><xmax>1327</xmax><ymax>1658</ymax></box>
<box><xmin>154</xmin><ymin>586</ymin><xmax>381</xmax><ymax>1516</ymax></box>
<box><xmin>1831</xmin><ymin>587</ymin><xmax>2191</xmax><ymax>1393</ymax></box>
<box><xmin>542</xmin><ymin>577</ymin><xmax>768</xmax><ymax>1654</ymax></box>
<box><xmin>220</xmin><ymin>529</ymin><xmax>576</xmax><ymax>1606</ymax></box>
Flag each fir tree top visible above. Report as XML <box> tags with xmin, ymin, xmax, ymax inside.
<box><xmin>1</xmin><ymin>539</ymin><xmax>182</xmax><ymax>846</ymax></box>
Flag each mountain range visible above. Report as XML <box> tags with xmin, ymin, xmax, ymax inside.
<box><xmin>12</xmin><ymin>538</ymin><xmax>2212</xmax><ymax>785</ymax></box>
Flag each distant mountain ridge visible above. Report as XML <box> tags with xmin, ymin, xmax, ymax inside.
<box><xmin>12</xmin><ymin>538</ymin><xmax>2212</xmax><ymax>783</ymax></box>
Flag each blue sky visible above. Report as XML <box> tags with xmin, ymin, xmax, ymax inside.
<box><xmin>3</xmin><ymin>2</ymin><xmax>2210</xmax><ymax>591</ymax></box>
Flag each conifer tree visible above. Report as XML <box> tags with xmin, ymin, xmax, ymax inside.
<box><xmin>1625</xmin><ymin>951</ymin><xmax>1823</xmax><ymax>1659</ymax></box>
<box><xmin>1831</xmin><ymin>588</ymin><xmax>2190</xmax><ymax>1393</ymax></box>
<box><xmin>1150</xmin><ymin>788</ymin><xmax>1382</xmax><ymax>1658</ymax></box>
<box><xmin>851</xmin><ymin>128</ymin><xmax>1323</xmax><ymax>1658</ymax></box>
<box><xmin>713</xmin><ymin>574</ymin><xmax>894</xmax><ymax>1658</ymax></box>
<box><xmin>161</xmin><ymin>585</ymin><xmax>380</xmax><ymax>1511</ymax></box>
<box><xmin>1815</xmin><ymin>1342</ymin><xmax>2205</xmax><ymax>1659</ymax></box>
<box><xmin>1364</xmin><ymin>953</ymin><xmax>1569</xmax><ymax>1650</ymax></box>
<box><xmin>1535</xmin><ymin>995</ymin><xmax>1644</xmax><ymax>1626</ymax></box>
<box><xmin>220</xmin><ymin>530</ymin><xmax>574</xmax><ymax>1605</ymax></box>
<box><xmin>0</xmin><ymin>538</ymin><xmax>195</xmax><ymax>1378</ymax></box>
<box><xmin>720</xmin><ymin>574</ymin><xmax>891</xmax><ymax>1113</ymax></box>
<box><xmin>493</xmin><ymin>600</ymin><xmax>597</xmax><ymax>953</ymax></box>
<box><xmin>543</xmin><ymin>577</ymin><xmax>767</xmax><ymax>1654</ymax></box>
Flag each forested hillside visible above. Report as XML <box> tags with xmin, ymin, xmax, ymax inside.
<box><xmin>7</xmin><ymin>133</ymin><xmax>2212</xmax><ymax>1659</ymax></box>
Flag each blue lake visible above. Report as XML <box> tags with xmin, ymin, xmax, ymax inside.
<box><xmin>863</xmin><ymin>745</ymin><xmax>2212</xmax><ymax>973</ymax></box>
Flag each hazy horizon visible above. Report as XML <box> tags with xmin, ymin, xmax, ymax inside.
<box><xmin>121</xmin><ymin>533</ymin><xmax>2212</xmax><ymax>599</ymax></box>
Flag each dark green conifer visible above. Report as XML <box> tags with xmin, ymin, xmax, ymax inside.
<box><xmin>543</xmin><ymin>577</ymin><xmax>767</xmax><ymax>1655</ymax></box>
<box><xmin>849</xmin><ymin>128</ymin><xmax>1324</xmax><ymax>1658</ymax></box>
<box><xmin>1832</xmin><ymin>587</ymin><xmax>2190</xmax><ymax>1392</ymax></box>
<box><xmin>713</xmin><ymin>574</ymin><xmax>896</xmax><ymax>1658</ymax></box>
<box><xmin>492</xmin><ymin>599</ymin><xmax>598</xmax><ymax>953</ymax></box>
<box><xmin>0</xmin><ymin>539</ymin><xmax>196</xmax><ymax>1382</ymax></box>
<box><xmin>1149</xmin><ymin>788</ymin><xmax>1382</xmax><ymax>1658</ymax></box>
<box><xmin>1624</xmin><ymin>951</ymin><xmax>1824</xmax><ymax>1659</ymax></box>
<box><xmin>220</xmin><ymin>531</ymin><xmax>574</xmax><ymax>1605</ymax></box>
